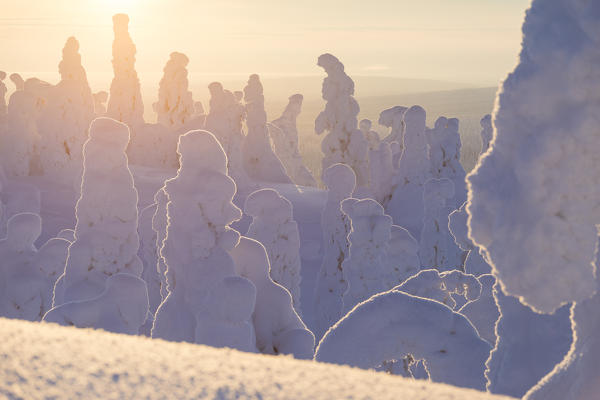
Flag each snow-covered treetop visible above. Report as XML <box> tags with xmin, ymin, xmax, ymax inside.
<box><xmin>467</xmin><ymin>0</ymin><xmax>600</xmax><ymax>314</ymax></box>
<box><xmin>155</xmin><ymin>52</ymin><xmax>194</xmax><ymax>130</ymax></box>
<box><xmin>10</xmin><ymin>73</ymin><xmax>24</xmax><ymax>91</ymax></box>
<box><xmin>245</xmin><ymin>188</ymin><xmax>293</xmax><ymax>223</ymax></box>
<box><xmin>317</xmin><ymin>53</ymin><xmax>355</xmax><ymax>101</ymax></box>
<box><xmin>244</xmin><ymin>74</ymin><xmax>266</xmax><ymax>124</ymax></box>
<box><xmin>323</xmin><ymin>163</ymin><xmax>356</xmax><ymax>201</ymax></box>
<box><xmin>59</xmin><ymin>37</ymin><xmax>88</xmax><ymax>83</ymax></box>
<box><xmin>479</xmin><ymin>115</ymin><xmax>492</xmax><ymax>155</ymax></box>
<box><xmin>379</xmin><ymin>106</ymin><xmax>407</xmax><ymax>143</ymax></box>
<box><xmin>279</xmin><ymin>94</ymin><xmax>303</xmax><ymax>120</ymax></box>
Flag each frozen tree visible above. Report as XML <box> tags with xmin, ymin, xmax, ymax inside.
<box><xmin>93</xmin><ymin>91</ymin><xmax>108</xmax><ymax>116</ymax></box>
<box><xmin>241</xmin><ymin>74</ymin><xmax>291</xmax><ymax>184</ymax></box>
<box><xmin>315</xmin><ymin>289</ymin><xmax>491</xmax><ymax>390</ymax></box>
<box><xmin>378</xmin><ymin>105</ymin><xmax>407</xmax><ymax>167</ymax></box>
<box><xmin>313</xmin><ymin>163</ymin><xmax>355</xmax><ymax>340</ymax></box>
<box><xmin>138</xmin><ymin>203</ymin><xmax>162</xmax><ymax>336</ymax></box>
<box><xmin>127</xmin><ymin>122</ymin><xmax>177</xmax><ymax>168</ymax></box>
<box><xmin>270</xmin><ymin>94</ymin><xmax>317</xmax><ymax>187</ymax></box>
<box><xmin>205</xmin><ymin>82</ymin><xmax>252</xmax><ymax>191</ymax></box>
<box><xmin>152</xmin><ymin>187</ymin><xmax>169</xmax><ymax>301</ymax></box>
<box><xmin>45</xmin><ymin>273</ymin><xmax>149</xmax><ymax>335</ymax></box>
<box><xmin>383</xmin><ymin>225</ymin><xmax>421</xmax><ymax>286</ymax></box>
<box><xmin>479</xmin><ymin>114</ymin><xmax>493</xmax><ymax>155</ymax></box>
<box><xmin>230</xmin><ymin>236</ymin><xmax>315</xmax><ymax>359</ymax></box>
<box><xmin>487</xmin><ymin>283</ymin><xmax>572</xmax><ymax>398</ymax></box>
<box><xmin>466</xmin><ymin>1</ymin><xmax>600</xmax><ymax>399</ymax></box>
<box><xmin>154</xmin><ymin>52</ymin><xmax>194</xmax><ymax>130</ymax></box>
<box><xmin>245</xmin><ymin>189</ymin><xmax>302</xmax><ymax>315</ymax></box>
<box><xmin>315</xmin><ymin>54</ymin><xmax>369</xmax><ymax>187</ymax></box>
<box><xmin>107</xmin><ymin>14</ymin><xmax>144</xmax><ymax>127</ymax></box>
<box><xmin>368</xmin><ymin>141</ymin><xmax>394</xmax><ymax>205</ymax></box>
<box><xmin>419</xmin><ymin>178</ymin><xmax>461</xmax><ymax>271</ymax></box>
<box><xmin>397</xmin><ymin>269</ymin><xmax>481</xmax><ymax>310</ymax></box>
<box><xmin>448</xmin><ymin>203</ymin><xmax>489</xmax><ymax>275</ymax></box>
<box><xmin>38</xmin><ymin>36</ymin><xmax>95</xmax><ymax>185</ymax></box>
<box><xmin>341</xmin><ymin>198</ymin><xmax>411</xmax><ymax>313</ymax></box>
<box><xmin>359</xmin><ymin>119</ymin><xmax>380</xmax><ymax>151</ymax></box>
<box><xmin>458</xmin><ymin>274</ymin><xmax>499</xmax><ymax>345</ymax></box>
<box><xmin>151</xmin><ymin>130</ymin><xmax>257</xmax><ymax>351</ymax></box>
<box><xmin>386</xmin><ymin>105</ymin><xmax>432</xmax><ymax>238</ymax></box>
<box><xmin>54</xmin><ymin>118</ymin><xmax>145</xmax><ymax>329</ymax></box>
<box><xmin>0</xmin><ymin>71</ymin><xmax>7</xmax><ymax>118</ymax></box>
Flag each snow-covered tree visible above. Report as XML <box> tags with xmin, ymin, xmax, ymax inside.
<box><xmin>38</xmin><ymin>36</ymin><xmax>95</xmax><ymax>185</ymax></box>
<box><xmin>315</xmin><ymin>54</ymin><xmax>369</xmax><ymax>187</ymax></box>
<box><xmin>479</xmin><ymin>114</ymin><xmax>492</xmax><ymax>155</ymax></box>
<box><xmin>314</xmin><ymin>163</ymin><xmax>355</xmax><ymax>340</ymax></box>
<box><xmin>467</xmin><ymin>1</ymin><xmax>600</xmax><ymax>398</ymax></box>
<box><xmin>368</xmin><ymin>141</ymin><xmax>394</xmax><ymax>206</ymax></box>
<box><xmin>138</xmin><ymin>203</ymin><xmax>162</xmax><ymax>336</ymax></box>
<box><xmin>93</xmin><ymin>91</ymin><xmax>108</xmax><ymax>116</ymax></box>
<box><xmin>448</xmin><ymin>202</ymin><xmax>490</xmax><ymax>275</ymax></box>
<box><xmin>341</xmin><ymin>198</ymin><xmax>411</xmax><ymax>313</ymax></box>
<box><xmin>151</xmin><ymin>130</ymin><xmax>257</xmax><ymax>351</ymax></box>
<box><xmin>53</xmin><ymin>118</ymin><xmax>146</xmax><ymax>334</ymax></box>
<box><xmin>0</xmin><ymin>71</ymin><xmax>7</xmax><ymax>118</ymax></box>
<box><xmin>378</xmin><ymin>105</ymin><xmax>407</xmax><ymax>167</ymax></box>
<box><xmin>315</xmin><ymin>289</ymin><xmax>491</xmax><ymax>390</ymax></box>
<box><xmin>419</xmin><ymin>178</ymin><xmax>461</xmax><ymax>271</ymax></box>
<box><xmin>270</xmin><ymin>93</ymin><xmax>317</xmax><ymax>187</ymax></box>
<box><xmin>230</xmin><ymin>236</ymin><xmax>315</xmax><ymax>359</ymax></box>
<box><xmin>154</xmin><ymin>52</ymin><xmax>194</xmax><ymax>130</ymax></box>
<box><xmin>458</xmin><ymin>274</ymin><xmax>498</xmax><ymax>344</ymax></box>
<box><xmin>107</xmin><ymin>14</ymin><xmax>144</xmax><ymax>127</ymax></box>
<box><xmin>241</xmin><ymin>74</ymin><xmax>291</xmax><ymax>184</ymax></box>
<box><xmin>359</xmin><ymin>119</ymin><xmax>380</xmax><ymax>151</ymax></box>
<box><xmin>245</xmin><ymin>189</ymin><xmax>302</xmax><ymax>315</ymax></box>
<box><xmin>205</xmin><ymin>82</ymin><xmax>251</xmax><ymax>191</ymax></box>
<box><xmin>386</xmin><ymin>105</ymin><xmax>432</xmax><ymax>238</ymax></box>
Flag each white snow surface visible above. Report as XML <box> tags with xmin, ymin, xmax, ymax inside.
<box><xmin>0</xmin><ymin>317</ymin><xmax>513</xmax><ymax>400</ymax></box>
<box><xmin>467</xmin><ymin>0</ymin><xmax>600</xmax><ymax>314</ymax></box>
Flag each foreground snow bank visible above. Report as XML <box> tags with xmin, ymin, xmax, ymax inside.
<box><xmin>0</xmin><ymin>318</ymin><xmax>514</xmax><ymax>400</ymax></box>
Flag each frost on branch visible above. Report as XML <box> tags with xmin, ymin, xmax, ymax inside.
<box><xmin>245</xmin><ymin>189</ymin><xmax>302</xmax><ymax>315</ymax></box>
<box><xmin>315</xmin><ymin>290</ymin><xmax>491</xmax><ymax>390</ymax></box>
<box><xmin>241</xmin><ymin>74</ymin><xmax>291</xmax><ymax>184</ymax></box>
<box><xmin>467</xmin><ymin>0</ymin><xmax>600</xmax><ymax>314</ymax></box>
<box><xmin>386</xmin><ymin>105</ymin><xmax>432</xmax><ymax>239</ymax></box>
<box><xmin>151</xmin><ymin>130</ymin><xmax>256</xmax><ymax>351</ymax></box>
<box><xmin>54</xmin><ymin>118</ymin><xmax>145</xmax><ymax>331</ymax></box>
<box><xmin>315</xmin><ymin>54</ymin><xmax>369</xmax><ymax>187</ymax></box>
<box><xmin>397</xmin><ymin>269</ymin><xmax>481</xmax><ymax>310</ymax></box>
<box><xmin>107</xmin><ymin>14</ymin><xmax>144</xmax><ymax>127</ymax></box>
<box><xmin>38</xmin><ymin>36</ymin><xmax>94</xmax><ymax>185</ymax></box>
<box><xmin>313</xmin><ymin>163</ymin><xmax>355</xmax><ymax>340</ymax></box>
<box><xmin>230</xmin><ymin>236</ymin><xmax>315</xmax><ymax>359</ymax></box>
<box><xmin>270</xmin><ymin>94</ymin><xmax>317</xmax><ymax>187</ymax></box>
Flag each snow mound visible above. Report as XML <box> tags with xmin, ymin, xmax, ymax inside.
<box><xmin>0</xmin><ymin>317</ymin><xmax>514</xmax><ymax>400</ymax></box>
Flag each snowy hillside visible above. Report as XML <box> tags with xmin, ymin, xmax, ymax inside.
<box><xmin>0</xmin><ymin>317</ymin><xmax>514</xmax><ymax>400</ymax></box>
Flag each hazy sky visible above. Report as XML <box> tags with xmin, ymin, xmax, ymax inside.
<box><xmin>1</xmin><ymin>0</ymin><xmax>530</xmax><ymax>90</ymax></box>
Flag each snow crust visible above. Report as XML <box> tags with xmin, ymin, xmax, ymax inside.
<box><xmin>0</xmin><ymin>317</ymin><xmax>513</xmax><ymax>400</ymax></box>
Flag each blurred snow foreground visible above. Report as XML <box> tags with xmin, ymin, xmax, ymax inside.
<box><xmin>0</xmin><ymin>317</ymin><xmax>515</xmax><ymax>400</ymax></box>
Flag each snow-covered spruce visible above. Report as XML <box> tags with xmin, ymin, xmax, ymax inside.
<box><xmin>0</xmin><ymin>180</ymin><xmax>41</xmax><ymax>239</ymax></box>
<box><xmin>38</xmin><ymin>36</ymin><xmax>94</xmax><ymax>185</ymax></box>
<box><xmin>151</xmin><ymin>130</ymin><xmax>256</xmax><ymax>351</ymax></box>
<box><xmin>487</xmin><ymin>283</ymin><xmax>572</xmax><ymax>399</ymax></box>
<box><xmin>315</xmin><ymin>54</ymin><xmax>369</xmax><ymax>187</ymax></box>
<box><xmin>45</xmin><ymin>273</ymin><xmax>149</xmax><ymax>335</ymax></box>
<box><xmin>457</xmin><ymin>274</ymin><xmax>498</xmax><ymax>345</ymax></box>
<box><xmin>368</xmin><ymin>141</ymin><xmax>395</xmax><ymax>206</ymax></box>
<box><xmin>106</xmin><ymin>14</ymin><xmax>144</xmax><ymax>127</ymax></box>
<box><xmin>204</xmin><ymin>82</ymin><xmax>252</xmax><ymax>191</ymax></box>
<box><xmin>241</xmin><ymin>74</ymin><xmax>291</xmax><ymax>184</ymax></box>
<box><xmin>448</xmin><ymin>203</ymin><xmax>490</xmax><ymax>275</ymax></box>
<box><xmin>426</xmin><ymin>117</ymin><xmax>467</xmax><ymax>208</ymax></box>
<box><xmin>230</xmin><ymin>236</ymin><xmax>315</xmax><ymax>359</ymax></box>
<box><xmin>379</xmin><ymin>105</ymin><xmax>407</xmax><ymax>168</ymax></box>
<box><xmin>313</xmin><ymin>163</ymin><xmax>355</xmax><ymax>340</ymax></box>
<box><xmin>155</xmin><ymin>52</ymin><xmax>194</xmax><ymax>131</ymax></box>
<box><xmin>386</xmin><ymin>105</ymin><xmax>432</xmax><ymax>239</ymax></box>
<box><xmin>0</xmin><ymin>71</ymin><xmax>7</xmax><ymax>118</ymax></box>
<box><xmin>270</xmin><ymin>94</ymin><xmax>317</xmax><ymax>187</ymax></box>
<box><xmin>152</xmin><ymin>187</ymin><xmax>169</xmax><ymax>301</ymax></box>
<box><xmin>245</xmin><ymin>189</ymin><xmax>302</xmax><ymax>315</ymax></box>
<box><xmin>93</xmin><ymin>91</ymin><xmax>108</xmax><ymax>116</ymax></box>
<box><xmin>138</xmin><ymin>203</ymin><xmax>162</xmax><ymax>336</ymax></box>
<box><xmin>419</xmin><ymin>178</ymin><xmax>462</xmax><ymax>271</ymax></box>
<box><xmin>53</xmin><ymin>118</ymin><xmax>145</xmax><ymax>325</ymax></box>
<box><xmin>315</xmin><ymin>289</ymin><xmax>491</xmax><ymax>390</ymax></box>
<box><xmin>397</xmin><ymin>269</ymin><xmax>481</xmax><ymax>310</ymax></box>
<box><xmin>359</xmin><ymin>119</ymin><xmax>380</xmax><ymax>151</ymax></box>
<box><xmin>0</xmin><ymin>213</ymin><xmax>69</xmax><ymax>321</ymax></box>
<box><xmin>341</xmin><ymin>198</ymin><xmax>413</xmax><ymax>314</ymax></box>
<box><xmin>479</xmin><ymin>114</ymin><xmax>492</xmax><ymax>155</ymax></box>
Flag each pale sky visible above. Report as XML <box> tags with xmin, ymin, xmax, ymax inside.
<box><xmin>0</xmin><ymin>0</ymin><xmax>530</xmax><ymax>91</ymax></box>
